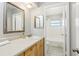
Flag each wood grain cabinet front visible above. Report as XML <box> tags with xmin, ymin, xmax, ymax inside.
<box><xmin>18</xmin><ymin>52</ymin><xmax>25</xmax><ymax>56</ymax></box>
<box><xmin>37</xmin><ymin>39</ymin><xmax>44</xmax><ymax>56</ymax></box>
<box><xmin>40</xmin><ymin>39</ymin><xmax>44</xmax><ymax>56</ymax></box>
<box><xmin>33</xmin><ymin>44</ymin><xmax>38</xmax><ymax>56</ymax></box>
<box><xmin>25</xmin><ymin>46</ymin><xmax>34</xmax><ymax>56</ymax></box>
<box><xmin>18</xmin><ymin>38</ymin><xmax>44</xmax><ymax>56</ymax></box>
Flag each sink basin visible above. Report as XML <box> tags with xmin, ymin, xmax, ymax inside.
<box><xmin>0</xmin><ymin>40</ymin><xmax>10</xmax><ymax>46</ymax></box>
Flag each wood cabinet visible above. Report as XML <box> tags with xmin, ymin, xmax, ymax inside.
<box><xmin>18</xmin><ymin>52</ymin><xmax>25</xmax><ymax>56</ymax></box>
<box><xmin>25</xmin><ymin>48</ymin><xmax>33</xmax><ymax>56</ymax></box>
<box><xmin>25</xmin><ymin>45</ymin><xmax>35</xmax><ymax>56</ymax></box>
<box><xmin>37</xmin><ymin>39</ymin><xmax>44</xmax><ymax>56</ymax></box>
<box><xmin>33</xmin><ymin>44</ymin><xmax>38</xmax><ymax>56</ymax></box>
<box><xmin>18</xmin><ymin>38</ymin><xmax>44</xmax><ymax>56</ymax></box>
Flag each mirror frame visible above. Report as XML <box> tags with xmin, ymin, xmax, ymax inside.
<box><xmin>3</xmin><ymin>2</ymin><xmax>25</xmax><ymax>34</ymax></box>
<box><xmin>34</xmin><ymin>16</ymin><xmax>44</xmax><ymax>29</ymax></box>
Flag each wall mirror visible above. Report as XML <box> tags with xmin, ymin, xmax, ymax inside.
<box><xmin>34</xmin><ymin>16</ymin><xmax>44</xmax><ymax>29</ymax></box>
<box><xmin>3</xmin><ymin>2</ymin><xmax>25</xmax><ymax>33</ymax></box>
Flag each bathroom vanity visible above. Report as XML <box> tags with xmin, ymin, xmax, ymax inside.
<box><xmin>0</xmin><ymin>2</ymin><xmax>45</xmax><ymax>56</ymax></box>
<box><xmin>0</xmin><ymin>36</ymin><xmax>44</xmax><ymax>56</ymax></box>
<box><xmin>18</xmin><ymin>37</ymin><xmax>44</xmax><ymax>56</ymax></box>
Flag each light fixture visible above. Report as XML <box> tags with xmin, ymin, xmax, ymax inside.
<box><xmin>24</xmin><ymin>2</ymin><xmax>37</xmax><ymax>9</ymax></box>
<box><xmin>26</xmin><ymin>4</ymin><xmax>32</xmax><ymax>8</ymax></box>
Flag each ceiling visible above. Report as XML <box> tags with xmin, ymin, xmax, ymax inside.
<box><xmin>35</xmin><ymin>2</ymin><xmax>58</xmax><ymax>6</ymax></box>
<box><xmin>23</xmin><ymin>2</ymin><xmax>61</xmax><ymax>9</ymax></box>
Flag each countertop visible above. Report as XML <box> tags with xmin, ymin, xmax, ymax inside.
<box><xmin>0</xmin><ymin>36</ymin><xmax>43</xmax><ymax>56</ymax></box>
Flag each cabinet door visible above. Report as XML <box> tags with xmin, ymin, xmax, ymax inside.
<box><xmin>33</xmin><ymin>44</ymin><xmax>38</xmax><ymax>56</ymax></box>
<box><xmin>40</xmin><ymin>39</ymin><xmax>44</xmax><ymax>56</ymax></box>
<box><xmin>37</xmin><ymin>41</ymin><xmax>40</xmax><ymax>56</ymax></box>
<box><xmin>25</xmin><ymin>52</ymin><xmax>33</xmax><ymax>56</ymax></box>
<box><xmin>37</xmin><ymin>39</ymin><xmax>44</xmax><ymax>56</ymax></box>
<box><xmin>18</xmin><ymin>52</ymin><xmax>25</xmax><ymax>56</ymax></box>
<box><xmin>25</xmin><ymin>47</ymin><xmax>34</xmax><ymax>56</ymax></box>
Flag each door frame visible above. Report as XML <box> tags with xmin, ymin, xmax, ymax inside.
<box><xmin>43</xmin><ymin>2</ymin><xmax>70</xmax><ymax>56</ymax></box>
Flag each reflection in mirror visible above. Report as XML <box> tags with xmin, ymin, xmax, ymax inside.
<box><xmin>4</xmin><ymin>2</ymin><xmax>25</xmax><ymax>33</ymax></box>
<box><xmin>34</xmin><ymin>16</ymin><xmax>44</xmax><ymax>28</ymax></box>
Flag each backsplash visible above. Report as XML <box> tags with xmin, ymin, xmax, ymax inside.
<box><xmin>0</xmin><ymin>33</ymin><xmax>24</xmax><ymax>41</ymax></box>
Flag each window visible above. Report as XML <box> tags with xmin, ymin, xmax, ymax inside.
<box><xmin>50</xmin><ymin>20</ymin><xmax>64</xmax><ymax>28</ymax></box>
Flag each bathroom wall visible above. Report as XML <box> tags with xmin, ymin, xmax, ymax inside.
<box><xmin>0</xmin><ymin>2</ymin><xmax>31</xmax><ymax>40</ymax></box>
<box><xmin>31</xmin><ymin>7</ymin><xmax>44</xmax><ymax>36</ymax></box>
<box><xmin>25</xmin><ymin>9</ymin><xmax>31</xmax><ymax>36</ymax></box>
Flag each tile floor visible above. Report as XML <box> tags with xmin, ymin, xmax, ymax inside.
<box><xmin>45</xmin><ymin>40</ymin><xmax>64</xmax><ymax>56</ymax></box>
<box><xmin>46</xmin><ymin>45</ymin><xmax>64</xmax><ymax>56</ymax></box>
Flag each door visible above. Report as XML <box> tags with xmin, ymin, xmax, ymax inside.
<box><xmin>70</xmin><ymin>2</ymin><xmax>79</xmax><ymax>56</ymax></box>
<box><xmin>44</xmin><ymin>4</ymin><xmax>69</xmax><ymax>56</ymax></box>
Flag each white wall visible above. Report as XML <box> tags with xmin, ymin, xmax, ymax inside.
<box><xmin>0</xmin><ymin>2</ymin><xmax>30</xmax><ymax>40</ymax></box>
<box><xmin>31</xmin><ymin>7</ymin><xmax>44</xmax><ymax>36</ymax></box>
<box><xmin>25</xmin><ymin>9</ymin><xmax>31</xmax><ymax>36</ymax></box>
